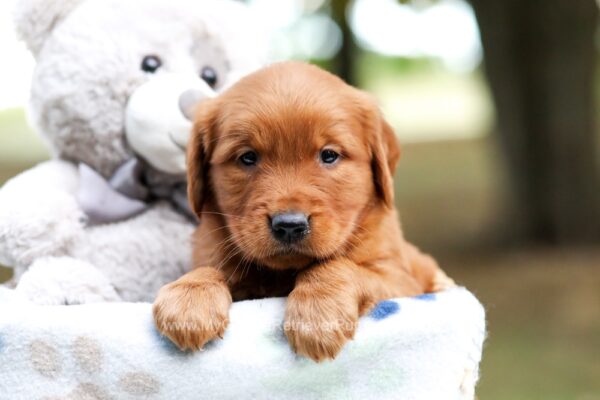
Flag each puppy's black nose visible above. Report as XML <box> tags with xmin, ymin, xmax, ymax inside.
<box><xmin>271</xmin><ymin>213</ymin><xmax>309</xmax><ymax>244</ymax></box>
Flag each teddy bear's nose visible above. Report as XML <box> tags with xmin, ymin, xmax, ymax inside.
<box><xmin>178</xmin><ymin>89</ymin><xmax>206</xmax><ymax>121</ymax></box>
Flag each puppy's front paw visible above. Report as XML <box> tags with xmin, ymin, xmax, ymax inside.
<box><xmin>153</xmin><ymin>280</ymin><xmax>231</xmax><ymax>351</ymax></box>
<box><xmin>284</xmin><ymin>290</ymin><xmax>359</xmax><ymax>362</ymax></box>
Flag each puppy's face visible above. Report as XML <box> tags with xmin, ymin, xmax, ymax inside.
<box><xmin>188</xmin><ymin>63</ymin><xmax>400</xmax><ymax>270</ymax></box>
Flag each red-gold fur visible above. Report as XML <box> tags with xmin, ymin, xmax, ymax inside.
<box><xmin>153</xmin><ymin>61</ymin><xmax>454</xmax><ymax>361</ymax></box>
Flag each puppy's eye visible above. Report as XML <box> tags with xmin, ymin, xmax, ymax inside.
<box><xmin>200</xmin><ymin>66</ymin><xmax>218</xmax><ymax>88</ymax></box>
<box><xmin>320</xmin><ymin>149</ymin><xmax>340</xmax><ymax>165</ymax></box>
<box><xmin>141</xmin><ymin>55</ymin><xmax>162</xmax><ymax>73</ymax></box>
<box><xmin>239</xmin><ymin>151</ymin><xmax>258</xmax><ymax>166</ymax></box>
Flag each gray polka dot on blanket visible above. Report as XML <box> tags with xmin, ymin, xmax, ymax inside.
<box><xmin>119</xmin><ymin>372</ymin><xmax>160</xmax><ymax>396</ymax></box>
<box><xmin>29</xmin><ymin>339</ymin><xmax>62</xmax><ymax>379</ymax></box>
<box><xmin>72</xmin><ymin>336</ymin><xmax>103</xmax><ymax>373</ymax></box>
<box><xmin>67</xmin><ymin>383</ymin><xmax>113</xmax><ymax>400</ymax></box>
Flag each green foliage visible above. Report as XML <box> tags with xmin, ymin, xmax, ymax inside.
<box><xmin>0</xmin><ymin>108</ymin><xmax>48</xmax><ymax>186</ymax></box>
<box><xmin>355</xmin><ymin>50</ymin><xmax>446</xmax><ymax>80</ymax></box>
<box><xmin>0</xmin><ymin>266</ymin><xmax>11</xmax><ymax>283</ymax></box>
<box><xmin>396</xmin><ymin>0</ymin><xmax>441</xmax><ymax>7</ymax></box>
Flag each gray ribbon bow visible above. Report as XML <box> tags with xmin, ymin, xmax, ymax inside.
<box><xmin>78</xmin><ymin>159</ymin><xmax>195</xmax><ymax>224</ymax></box>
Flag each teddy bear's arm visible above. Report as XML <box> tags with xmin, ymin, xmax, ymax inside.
<box><xmin>0</xmin><ymin>160</ymin><xmax>85</xmax><ymax>270</ymax></box>
<box><xmin>14</xmin><ymin>256</ymin><xmax>121</xmax><ymax>305</ymax></box>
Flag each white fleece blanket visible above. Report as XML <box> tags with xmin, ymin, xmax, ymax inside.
<box><xmin>0</xmin><ymin>286</ymin><xmax>485</xmax><ymax>400</ymax></box>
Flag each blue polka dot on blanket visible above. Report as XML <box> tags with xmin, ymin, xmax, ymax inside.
<box><xmin>414</xmin><ymin>293</ymin><xmax>437</xmax><ymax>301</ymax></box>
<box><xmin>0</xmin><ymin>334</ymin><xmax>4</xmax><ymax>353</ymax></box>
<box><xmin>370</xmin><ymin>300</ymin><xmax>400</xmax><ymax>320</ymax></box>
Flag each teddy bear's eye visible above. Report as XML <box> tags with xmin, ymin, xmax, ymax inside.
<box><xmin>141</xmin><ymin>55</ymin><xmax>162</xmax><ymax>73</ymax></box>
<box><xmin>200</xmin><ymin>66</ymin><xmax>218</xmax><ymax>88</ymax></box>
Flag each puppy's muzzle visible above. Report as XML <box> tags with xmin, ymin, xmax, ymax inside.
<box><xmin>270</xmin><ymin>212</ymin><xmax>310</xmax><ymax>244</ymax></box>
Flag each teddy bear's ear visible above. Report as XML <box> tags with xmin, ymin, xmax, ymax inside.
<box><xmin>13</xmin><ymin>0</ymin><xmax>84</xmax><ymax>56</ymax></box>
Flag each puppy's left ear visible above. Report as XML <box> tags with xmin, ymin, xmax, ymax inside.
<box><xmin>371</xmin><ymin>115</ymin><xmax>401</xmax><ymax>208</ymax></box>
<box><xmin>379</xmin><ymin>118</ymin><xmax>401</xmax><ymax>180</ymax></box>
<box><xmin>356</xmin><ymin>93</ymin><xmax>401</xmax><ymax>209</ymax></box>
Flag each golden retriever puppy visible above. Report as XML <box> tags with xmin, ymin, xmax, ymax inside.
<box><xmin>153</xmin><ymin>61</ymin><xmax>454</xmax><ymax>361</ymax></box>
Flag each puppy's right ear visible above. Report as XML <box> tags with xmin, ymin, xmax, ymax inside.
<box><xmin>187</xmin><ymin>98</ymin><xmax>220</xmax><ymax>217</ymax></box>
<box><xmin>352</xmin><ymin>89</ymin><xmax>401</xmax><ymax>209</ymax></box>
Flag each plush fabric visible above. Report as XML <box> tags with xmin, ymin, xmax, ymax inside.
<box><xmin>0</xmin><ymin>287</ymin><xmax>486</xmax><ymax>400</ymax></box>
<box><xmin>77</xmin><ymin>160</ymin><xmax>194</xmax><ymax>224</ymax></box>
<box><xmin>0</xmin><ymin>0</ymin><xmax>266</xmax><ymax>303</ymax></box>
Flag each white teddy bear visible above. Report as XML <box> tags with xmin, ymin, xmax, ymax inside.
<box><xmin>0</xmin><ymin>0</ymin><xmax>265</xmax><ymax>304</ymax></box>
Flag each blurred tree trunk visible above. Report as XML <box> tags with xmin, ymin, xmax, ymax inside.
<box><xmin>331</xmin><ymin>0</ymin><xmax>355</xmax><ymax>85</ymax></box>
<box><xmin>470</xmin><ymin>0</ymin><xmax>600</xmax><ymax>244</ymax></box>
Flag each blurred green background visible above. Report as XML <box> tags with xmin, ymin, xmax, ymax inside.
<box><xmin>1</xmin><ymin>0</ymin><xmax>599</xmax><ymax>399</ymax></box>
